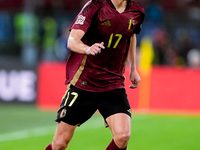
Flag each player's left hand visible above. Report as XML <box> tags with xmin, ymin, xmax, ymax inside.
<box><xmin>129</xmin><ymin>69</ymin><xmax>141</xmax><ymax>89</ymax></box>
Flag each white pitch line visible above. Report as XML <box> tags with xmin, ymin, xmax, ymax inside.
<box><xmin>0</xmin><ymin>126</ymin><xmax>56</xmax><ymax>142</ymax></box>
<box><xmin>0</xmin><ymin>115</ymin><xmax>145</xmax><ymax>142</ymax></box>
<box><xmin>0</xmin><ymin>117</ymin><xmax>104</xmax><ymax>142</ymax></box>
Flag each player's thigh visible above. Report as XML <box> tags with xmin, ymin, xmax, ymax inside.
<box><xmin>52</xmin><ymin>121</ymin><xmax>76</xmax><ymax>148</ymax></box>
<box><xmin>106</xmin><ymin>113</ymin><xmax>131</xmax><ymax>136</ymax></box>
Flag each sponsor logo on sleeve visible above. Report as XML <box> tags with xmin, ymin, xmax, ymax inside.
<box><xmin>75</xmin><ymin>15</ymin><xmax>86</xmax><ymax>25</ymax></box>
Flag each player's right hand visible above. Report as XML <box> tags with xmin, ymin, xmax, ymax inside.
<box><xmin>84</xmin><ymin>42</ymin><xmax>105</xmax><ymax>55</ymax></box>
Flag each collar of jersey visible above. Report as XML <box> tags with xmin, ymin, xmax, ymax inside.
<box><xmin>107</xmin><ymin>0</ymin><xmax>131</xmax><ymax>12</ymax></box>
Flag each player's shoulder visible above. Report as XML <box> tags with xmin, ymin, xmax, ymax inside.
<box><xmin>129</xmin><ymin>0</ymin><xmax>145</xmax><ymax>13</ymax></box>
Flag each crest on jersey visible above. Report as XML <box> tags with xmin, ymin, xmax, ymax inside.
<box><xmin>60</xmin><ymin>109</ymin><xmax>67</xmax><ymax>118</ymax></box>
<box><xmin>75</xmin><ymin>15</ymin><xmax>86</xmax><ymax>25</ymax></box>
<box><xmin>128</xmin><ymin>19</ymin><xmax>135</xmax><ymax>30</ymax></box>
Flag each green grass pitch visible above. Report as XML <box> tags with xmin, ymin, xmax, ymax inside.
<box><xmin>0</xmin><ymin>104</ymin><xmax>200</xmax><ymax>150</ymax></box>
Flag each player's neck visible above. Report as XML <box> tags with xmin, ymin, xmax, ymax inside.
<box><xmin>111</xmin><ymin>0</ymin><xmax>128</xmax><ymax>13</ymax></box>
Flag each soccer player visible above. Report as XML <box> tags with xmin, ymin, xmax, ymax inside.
<box><xmin>45</xmin><ymin>0</ymin><xmax>145</xmax><ymax>150</ymax></box>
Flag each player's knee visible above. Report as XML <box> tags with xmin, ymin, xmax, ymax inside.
<box><xmin>118</xmin><ymin>132</ymin><xmax>131</xmax><ymax>142</ymax></box>
<box><xmin>114</xmin><ymin>132</ymin><xmax>131</xmax><ymax>148</ymax></box>
<box><xmin>52</xmin><ymin>139</ymin><xmax>68</xmax><ymax>150</ymax></box>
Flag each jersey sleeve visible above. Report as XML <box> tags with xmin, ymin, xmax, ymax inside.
<box><xmin>133</xmin><ymin>17</ymin><xmax>144</xmax><ymax>34</ymax></box>
<box><xmin>133</xmin><ymin>23</ymin><xmax>142</xmax><ymax>34</ymax></box>
<box><xmin>69</xmin><ymin>0</ymin><xmax>101</xmax><ymax>33</ymax></box>
<box><xmin>131</xmin><ymin>1</ymin><xmax>145</xmax><ymax>34</ymax></box>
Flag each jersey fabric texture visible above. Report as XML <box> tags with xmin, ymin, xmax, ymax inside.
<box><xmin>66</xmin><ymin>0</ymin><xmax>145</xmax><ymax>92</ymax></box>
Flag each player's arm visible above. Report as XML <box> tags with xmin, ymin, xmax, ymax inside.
<box><xmin>128</xmin><ymin>34</ymin><xmax>141</xmax><ymax>89</ymax></box>
<box><xmin>67</xmin><ymin>29</ymin><xmax>105</xmax><ymax>56</ymax></box>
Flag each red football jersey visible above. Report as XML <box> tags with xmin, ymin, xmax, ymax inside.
<box><xmin>66</xmin><ymin>0</ymin><xmax>145</xmax><ymax>92</ymax></box>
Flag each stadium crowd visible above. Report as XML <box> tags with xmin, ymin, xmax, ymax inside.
<box><xmin>0</xmin><ymin>0</ymin><xmax>200</xmax><ymax>67</ymax></box>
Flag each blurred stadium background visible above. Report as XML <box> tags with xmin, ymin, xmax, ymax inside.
<box><xmin>0</xmin><ymin>0</ymin><xmax>200</xmax><ymax>149</ymax></box>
